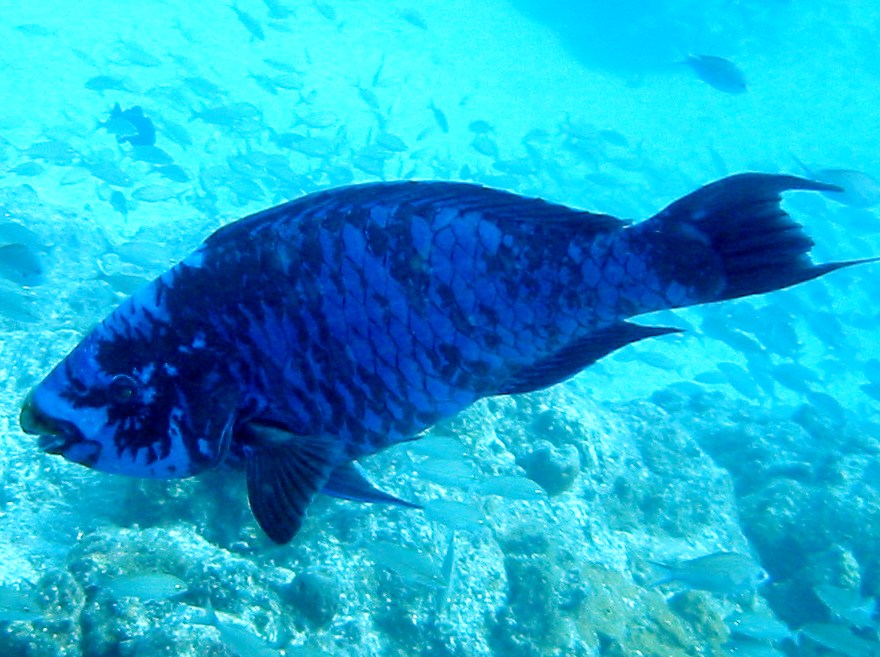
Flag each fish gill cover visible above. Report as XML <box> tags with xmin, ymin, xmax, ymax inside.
<box><xmin>1</xmin><ymin>1</ymin><xmax>879</xmax><ymax>656</ymax></box>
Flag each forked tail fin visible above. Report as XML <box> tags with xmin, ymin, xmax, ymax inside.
<box><xmin>642</xmin><ymin>173</ymin><xmax>876</xmax><ymax>304</ymax></box>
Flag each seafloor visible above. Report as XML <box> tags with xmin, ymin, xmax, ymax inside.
<box><xmin>1</xmin><ymin>1</ymin><xmax>879</xmax><ymax>656</ymax></box>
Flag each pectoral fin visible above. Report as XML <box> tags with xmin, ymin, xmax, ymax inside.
<box><xmin>242</xmin><ymin>423</ymin><xmax>340</xmax><ymax>544</ymax></box>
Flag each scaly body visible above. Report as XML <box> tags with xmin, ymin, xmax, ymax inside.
<box><xmin>168</xmin><ymin>183</ymin><xmax>673</xmax><ymax>456</ymax></box>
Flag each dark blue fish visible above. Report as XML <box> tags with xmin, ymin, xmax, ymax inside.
<box><xmin>19</xmin><ymin>175</ymin><xmax>874</xmax><ymax>543</ymax></box>
<box><xmin>101</xmin><ymin>103</ymin><xmax>156</xmax><ymax>147</ymax></box>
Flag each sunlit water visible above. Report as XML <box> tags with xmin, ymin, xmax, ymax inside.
<box><xmin>0</xmin><ymin>1</ymin><xmax>878</xmax><ymax>655</ymax></box>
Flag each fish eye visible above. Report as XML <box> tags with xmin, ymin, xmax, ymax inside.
<box><xmin>108</xmin><ymin>374</ymin><xmax>140</xmax><ymax>404</ymax></box>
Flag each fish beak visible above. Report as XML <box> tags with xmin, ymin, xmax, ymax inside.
<box><xmin>20</xmin><ymin>390</ymin><xmax>76</xmax><ymax>453</ymax></box>
<box><xmin>20</xmin><ymin>390</ymin><xmax>47</xmax><ymax>434</ymax></box>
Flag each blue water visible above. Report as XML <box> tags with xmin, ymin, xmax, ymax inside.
<box><xmin>1</xmin><ymin>1</ymin><xmax>878</xmax><ymax>655</ymax></box>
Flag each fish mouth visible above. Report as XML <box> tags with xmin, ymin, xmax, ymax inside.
<box><xmin>20</xmin><ymin>391</ymin><xmax>84</xmax><ymax>454</ymax></box>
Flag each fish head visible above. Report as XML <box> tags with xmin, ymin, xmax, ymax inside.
<box><xmin>20</xmin><ymin>279</ymin><xmax>239</xmax><ymax>479</ymax></box>
<box><xmin>753</xmin><ymin>565</ymin><xmax>771</xmax><ymax>588</ymax></box>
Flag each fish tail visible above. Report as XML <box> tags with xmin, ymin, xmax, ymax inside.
<box><xmin>645</xmin><ymin>560</ymin><xmax>675</xmax><ymax>587</ymax></box>
<box><xmin>640</xmin><ymin>173</ymin><xmax>876</xmax><ymax>305</ymax></box>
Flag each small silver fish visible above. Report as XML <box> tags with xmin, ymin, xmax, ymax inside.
<box><xmin>0</xmin><ymin>243</ymin><xmax>45</xmax><ymax>287</ymax></box>
<box><xmin>368</xmin><ymin>541</ymin><xmax>442</xmax><ymax>588</ymax></box>
<box><xmin>0</xmin><ymin>281</ymin><xmax>40</xmax><ymax>323</ymax></box>
<box><xmin>429</xmin><ymin>101</ymin><xmax>449</xmax><ymax>132</ymax></box>
<box><xmin>274</xmin><ymin>73</ymin><xmax>305</xmax><ymax>90</ymax></box>
<box><xmin>113</xmin><ymin>40</ymin><xmax>162</xmax><ymax>67</ymax></box>
<box><xmin>693</xmin><ymin>370</ymin><xmax>726</xmax><ymax>384</ymax></box>
<box><xmin>94</xmin><ymin>268</ymin><xmax>151</xmax><ymax>296</ymax></box>
<box><xmin>129</xmin><ymin>145</ymin><xmax>174</xmax><ymax>165</ymax></box>
<box><xmin>722</xmin><ymin>639</ymin><xmax>787</xmax><ymax>657</ymax></box>
<box><xmin>192</xmin><ymin>602</ymin><xmax>281</xmax><ymax>657</ymax></box>
<box><xmin>799</xmin><ymin>622</ymin><xmax>877</xmax><ymax>657</ymax></box>
<box><xmin>183</xmin><ymin>76</ymin><xmax>225</xmax><ymax>101</ymax></box>
<box><xmin>231</xmin><ymin>5</ymin><xmax>265</xmax><ymax>41</ymax></box>
<box><xmin>684</xmin><ymin>55</ymin><xmax>748</xmax><ymax>94</ymax></box>
<box><xmin>288</xmin><ymin>136</ymin><xmax>336</xmax><ymax>158</ymax></box>
<box><xmin>410</xmin><ymin>457</ymin><xmax>477</xmax><ymax>488</ymax></box>
<box><xmin>295</xmin><ymin>111</ymin><xmax>338</xmax><ymax>129</ymax></box>
<box><xmin>191</xmin><ymin>103</ymin><xmax>262</xmax><ymax>127</ymax></box>
<box><xmin>86</xmin><ymin>160</ymin><xmax>133</xmax><ymax>187</ymax></box>
<box><xmin>85</xmin><ymin>75</ymin><xmax>137</xmax><ymax>93</ymax></box>
<box><xmin>24</xmin><ymin>139</ymin><xmax>79</xmax><ymax>165</ymax></box>
<box><xmin>405</xmin><ymin>436</ymin><xmax>467</xmax><ymax>460</ymax></box>
<box><xmin>771</xmin><ymin>362</ymin><xmax>820</xmax><ymax>394</ymax></box>
<box><xmin>433</xmin><ymin>531</ymin><xmax>456</xmax><ymax>614</ymax></box>
<box><xmin>0</xmin><ymin>582</ymin><xmax>43</xmax><ymax>622</ymax></box>
<box><xmin>477</xmin><ymin>475</ymin><xmax>546</xmax><ymax>501</ymax></box>
<box><xmin>471</xmin><ymin>134</ymin><xmax>499</xmax><ymax>158</ymax></box>
<box><xmin>0</xmin><ymin>221</ymin><xmax>51</xmax><ymax>252</ymax></box>
<box><xmin>356</xmin><ymin>85</ymin><xmax>380</xmax><ymax>109</ymax></box>
<box><xmin>814</xmin><ymin>584</ymin><xmax>877</xmax><ymax>630</ymax></box>
<box><xmin>105</xmin><ymin>572</ymin><xmax>188</xmax><ymax>601</ymax></box>
<box><xmin>399</xmin><ymin>8</ymin><xmax>428</xmax><ymax>30</ymax></box>
<box><xmin>374</xmin><ymin>132</ymin><xmax>408</xmax><ymax>153</ymax></box>
<box><xmin>113</xmin><ymin>239</ymin><xmax>176</xmax><ymax>269</ymax></box>
<box><xmin>10</xmin><ymin>162</ymin><xmax>43</xmax><ymax>176</ymax></box>
<box><xmin>61</xmin><ymin>167</ymin><xmax>91</xmax><ymax>186</ymax></box>
<box><xmin>793</xmin><ymin>156</ymin><xmax>880</xmax><ymax>209</ymax></box>
<box><xmin>250</xmin><ymin>73</ymin><xmax>278</xmax><ymax>95</ymax></box>
<box><xmin>648</xmin><ymin>552</ymin><xmax>769</xmax><ymax>595</ymax></box>
<box><xmin>726</xmin><ymin>610</ymin><xmax>794</xmax><ymax>643</ymax></box>
<box><xmin>131</xmin><ymin>185</ymin><xmax>182</xmax><ymax>203</ymax></box>
<box><xmin>313</xmin><ymin>1</ymin><xmax>337</xmax><ymax>21</ymax></box>
<box><xmin>422</xmin><ymin>499</ymin><xmax>484</xmax><ymax>532</ymax></box>
<box><xmin>468</xmin><ymin>120</ymin><xmax>493</xmax><ymax>135</ymax></box>
<box><xmin>110</xmin><ymin>190</ymin><xmax>128</xmax><ymax>217</ymax></box>
<box><xmin>16</xmin><ymin>23</ymin><xmax>54</xmax><ymax>37</ymax></box>
<box><xmin>152</xmin><ymin>164</ymin><xmax>191</xmax><ymax>183</ymax></box>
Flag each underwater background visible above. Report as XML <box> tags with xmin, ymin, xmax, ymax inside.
<box><xmin>1</xmin><ymin>0</ymin><xmax>879</xmax><ymax>655</ymax></box>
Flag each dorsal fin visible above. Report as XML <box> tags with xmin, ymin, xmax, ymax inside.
<box><xmin>207</xmin><ymin>181</ymin><xmax>627</xmax><ymax>246</ymax></box>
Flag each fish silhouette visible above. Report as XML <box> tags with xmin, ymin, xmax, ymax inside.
<box><xmin>683</xmin><ymin>55</ymin><xmax>748</xmax><ymax>94</ymax></box>
<box><xmin>101</xmin><ymin>103</ymin><xmax>156</xmax><ymax>146</ymax></box>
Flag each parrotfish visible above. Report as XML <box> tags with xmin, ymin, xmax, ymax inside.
<box><xmin>19</xmin><ymin>174</ymin><xmax>875</xmax><ymax>543</ymax></box>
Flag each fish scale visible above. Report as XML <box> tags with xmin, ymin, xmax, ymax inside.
<box><xmin>20</xmin><ymin>174</ymin><xmax>876</xmax><ymax>543</ymax></box>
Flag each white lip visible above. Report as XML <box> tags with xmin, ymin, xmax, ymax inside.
<box><xmin>21</xmin><ymin>391</ymin><xmax>81</xmax><ymax>453</ymax></box>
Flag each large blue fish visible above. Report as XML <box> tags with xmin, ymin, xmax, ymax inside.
<box><xmin>19</xmin><ymin>174</ymin><xmax>873</xmax><ymax>543</ymax></box>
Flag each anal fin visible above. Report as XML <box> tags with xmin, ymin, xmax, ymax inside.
<box><xmin>499</xmin><ymin>322</ymin><xmax>682</xmax><ymax>395</ymax></box>
<box><xmin>323</xmin><ymin>461</ymin><xmax>421</xmax><ymax>508</ymax></box>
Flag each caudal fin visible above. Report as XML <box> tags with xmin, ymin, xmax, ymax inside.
<box><xmin>647</xmin><ymin>173</ymin><xmax>876</xmax><ymax>303</ymax></box>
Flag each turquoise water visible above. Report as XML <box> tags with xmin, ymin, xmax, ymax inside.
<box><xmin>1</xmin><ymin>1</ymin><xmax>879</xmax><ymax>655</ymax></box>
